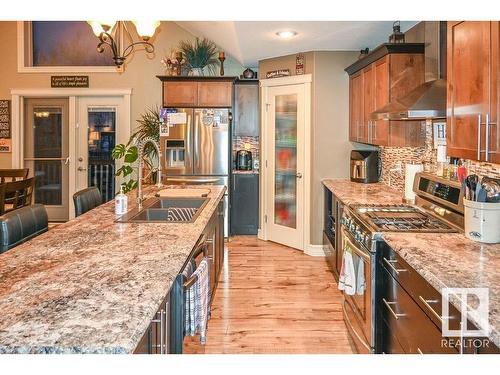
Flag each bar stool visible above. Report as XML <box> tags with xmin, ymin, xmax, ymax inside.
<box><xmin>73</xmin><ymin>187</ymin><xmax>103</xmax><ymax>217</ymax></box>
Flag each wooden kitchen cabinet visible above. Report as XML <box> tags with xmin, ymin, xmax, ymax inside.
<box><xmin>198</xmin><ymin>81</ymin><xmax>232</xmax><ymax>107</ymax></box>
<box><xmin>447</xmin><ymin>21</ymin><xmax>500</xmax><ymax>163</ymax></box>
<box><xmin>346</xmin><ymin>44</ymin><xmax>425</xmax><ymax>147</ymax></box>
<box><xmin>163</xmin><ymin>81</ymin><xmax>198</xmax><ymax>107</ymax></box>
<box><xmin>159</xmin><ymin>77</ymin><xmax>235</xmax><ymax>108</ymax></box>
<box><xmin>349</xmin><ymin>71</ymin><xmax>364</xmax><ymax>142</ymax></box>
<box><xmin>234</xmin><ymin>81</ymin><xmax>259</xmax><ymax>136</ymax></box>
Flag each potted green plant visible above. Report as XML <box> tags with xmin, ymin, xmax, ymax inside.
<box><xmin>178</xmin><ymin>37</ymin><xmax>218</xmax><ymax>76</ymax></box>
<box><xmin>112</xmin><ymin>106</ymin><xmax>161</xmax><ymax>193</ymax></box>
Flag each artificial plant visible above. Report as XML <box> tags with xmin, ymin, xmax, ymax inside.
<box><xmin>178</xmin><ymin>37</ymin><xmax>218</xmax><ymax>75</ymax></box>
<box><xmin>112</xmin><ymin>106</ymin><xmax>161</xmax><ymax>193</ymax></box>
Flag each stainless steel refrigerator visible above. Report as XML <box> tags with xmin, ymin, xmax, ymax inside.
<box><xmin>160</xmin><ymin>108</ymin><xmax>230</xmax><ymax>236</ymax></box>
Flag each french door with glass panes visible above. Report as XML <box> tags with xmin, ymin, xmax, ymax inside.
<box><xmin>264</xmin><ymin>83</ymin><xmax>306</xmax><ymax>250</ymax></box>
<box><xmin>76</xmin><ymin>97</ymin><xmax>123</xmax><ymax>203</ymax></box>
<box><xmin>24</xmin><ymin>98</ymin><xmax>70</xmax><ymax>222</ymax></box>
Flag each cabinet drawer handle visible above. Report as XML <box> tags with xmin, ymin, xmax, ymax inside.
<box><xmin>418</xmin><ymin>296</ymin><xmax>444</xmax><ymax>325</ymax></box>
<box><xmin>417</xmin><ymin>348</ymin><xmax>424</xmax><ymax>355</ymax></box>
<box><xmin>485</xmin><ymin>114</ymin><xmax>490</xmax><ymax>162</ymax></box>
<box><xmin>383</xmin><ymin>257</ymin><xmax>407</xmax><ymax>274</ymax></box>
<box><xmin>382</xmin><ymin>298</ymin><xmax>406</xmax><ymax>320</ymax></box>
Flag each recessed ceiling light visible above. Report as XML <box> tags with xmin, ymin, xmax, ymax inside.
<box><xmin>276</xmin><ymin>30</ymin><xmax>297</xmax><ymax>39</ymax></box>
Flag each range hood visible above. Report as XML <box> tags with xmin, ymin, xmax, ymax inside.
<box><xmin>371</xmin><ymin>79</ymin><xmax>446</xmax><ymax>120</ymax></box>
<box><xmin>371</xmin><ymin>22</ymin><xmax>447</xmax><ymax>121</ymax></box>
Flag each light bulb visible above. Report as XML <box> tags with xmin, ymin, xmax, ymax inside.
<box><xmin>132</xmin><ymin>20</ymin><xmax>160</xmax><ymax>40</ymax></box>
<box><xmin>276</xmin><ymin>30</ymin><xmax>298</xmax><ymax>39</ymax></box>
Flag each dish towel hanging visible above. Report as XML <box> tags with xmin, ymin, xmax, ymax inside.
<box><xmin>338</xmin><ymin>248</ymin><xmax>356</xmax><ymax>295</ymax></box>
<box><xmin>356</xmin><ymin>257</ymin><xmax>366</xmax><ymax>295</ymax></box>
<box><xmin>184</xmin><ymin>257</ymin><xmax>211</xmax><ymax>344</ymax></box>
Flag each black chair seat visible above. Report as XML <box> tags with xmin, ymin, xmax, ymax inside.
<box><xmin>0</xmin><ymin>204</ymin><xmax>48</xmax><ymax>253</ymax></box>
<box><xmin>73</xmin><ymin>187</ymin><xmax>103</xmax><ymax>217</ymax></box>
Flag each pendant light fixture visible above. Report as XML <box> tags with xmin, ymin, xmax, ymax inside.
<box><xmin>87</xmin><ymin>20</ymin><xmax>160</xmax><ymax>67</ymax></box>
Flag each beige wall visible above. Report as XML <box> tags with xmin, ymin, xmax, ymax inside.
<box><xmin>0</xmin><ymin>21</ymin><xmax>244</xmax><ymax>168</ymax></box>
<box><xmin>259</xmin><ymin>50</ymin><xmax>357</xmax><ymax>246</ymax></box>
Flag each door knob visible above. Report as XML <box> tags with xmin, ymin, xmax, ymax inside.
<box><xmin>77</xmin><ymin>166</ymin><xmax>87</xmax><ymax>171</ymax></box>
<box><xmin>296</xmin><ymin>172</ymin><xmax>302</xmax><ymax>179</ymax></box>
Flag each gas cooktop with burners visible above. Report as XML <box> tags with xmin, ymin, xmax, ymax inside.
<box><xmin>340</xmin><ymin>172</ymin><xmax>465</xmax><ymax>253</ymax></box>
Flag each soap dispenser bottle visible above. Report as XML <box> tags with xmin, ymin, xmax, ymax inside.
<box><xmin>115</xmin><ymin>186</ymin><xmax>128</xmax><ymax>215</ymax></box>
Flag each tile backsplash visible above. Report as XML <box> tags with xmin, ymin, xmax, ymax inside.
<box><xmin>379</xmin><ymin>121</ymin><xmax>500</xmax><ymax>192</ymax></box>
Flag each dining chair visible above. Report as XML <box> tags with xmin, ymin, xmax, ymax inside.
<box><xmin>0</xmin><ymin>177</ymin><xmax>35</xmax><ymax>215</ymax></box>
<box><xmin>73</xmin><ymin>186</ymin><xmax>103</xmax><ymax>217</ymax></box>
<box><xmin>0</xmin><ymin>204</ymin><xmax>48</xmax><ymax>253</ymax></box>
<box><xmin>0</xmin><ymin>168</ymin><xmax>29</xmax><ymax>184</ymax></box>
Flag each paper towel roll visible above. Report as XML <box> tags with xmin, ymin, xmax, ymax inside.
<box><xmin>405</xmin><ymin>163</ymin><xmax>424</xmax><ymax>202</ymax></box>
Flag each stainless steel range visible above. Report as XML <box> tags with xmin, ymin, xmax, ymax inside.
<box><xmin>340</xmin><ymin>172</ymin><xmax>465</xmax><ymax>353</ymax></box>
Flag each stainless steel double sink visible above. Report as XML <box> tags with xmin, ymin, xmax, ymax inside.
<box><xmin>116</xmin><ymin>197</ymin><xmax>209</xmax><ymax>223</ymax></box>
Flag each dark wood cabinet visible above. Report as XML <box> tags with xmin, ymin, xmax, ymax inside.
<box><xmin>159</xmin><ymin>77</ymin><xmax>235</xmax><ymax>108</ymax></box>
<box><xmin>447</xmin><ymin>21</ymin><xmax>500</xmax><ymax>163</ymax></box>
<box><xmin>234</xmin><ymin>82</ymin><xmax>259</xmax><ymax>136</ymax></box>
<box><xmin>133</xmin><ymin>201</ymin><xmax>225</xmax><ymax>354</ymax></box>
<box><xmin>230</xmin><ymin>173</ymin><xmax>259</xmax><ymax>235</ymax></box>
<box><xmin>346</xmin><ymin>44</ymin><xmax>425</xmax><ymax>147</ymax></box>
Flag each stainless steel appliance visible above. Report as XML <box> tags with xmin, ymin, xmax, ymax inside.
<box><xmin>160</xmin><ymin>108</ymin><xmax>230</xmax><ymax>236</ymax></box>
<box><xmin>339</xmin><ymin>172</ymin><xmax>464</xmax><ymax>353</ymax></box>
<box><xmin>235</xmin><ymin>149</ymin><xmax>253</xmax><ymax>170</ymax></box>
<box><xmin>350</xmin><ymin>150</ymin><xmax>381</xmax><ymax>183</ymax></box>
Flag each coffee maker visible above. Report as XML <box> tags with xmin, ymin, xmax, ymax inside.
<box><xmin>236</xmin><ymin>150</ymin><xmax>253</xmax><ymax>171</ymax></box>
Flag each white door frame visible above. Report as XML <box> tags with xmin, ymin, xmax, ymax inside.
<box><xmin>259</xmin><ymin>74</ymin><xmax>312</xmax><ymax>252</ymax></box>
<box><xmin>10</xmin><ymin>88</ymin><xmax>132</xmax><ymax>219</ymax></box>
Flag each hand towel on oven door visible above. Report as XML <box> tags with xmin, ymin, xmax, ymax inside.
<box><xmin>338</xmin><ymin>246</ymin><xmax>366</xmax><ymax>295</ymax></box>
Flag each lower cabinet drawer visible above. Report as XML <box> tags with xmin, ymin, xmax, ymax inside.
<box><xmin>379</xmin><ymin>266</ymin><xmax>458</xmax><ymax>354</ymax></box>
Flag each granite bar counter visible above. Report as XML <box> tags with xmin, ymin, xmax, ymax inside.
<box><xmin>0</xmin><ymin>185</ymin><xmax>225</xmax><ymax>354</ymax></box>
<box><xmin>322</xmin><ymin>178</ymin><xmax>500</xmax><ymax>348</ymax></box>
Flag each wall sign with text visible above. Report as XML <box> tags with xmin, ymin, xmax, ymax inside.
<box><xmin>51</xmin><ymin>75</ymin><xmax>89</xmax><ymax>88</ymax></box>
<box><xmin>0</xmin><ymin>100</ymin><xmax>11</xmax><ymax>138</ymax></box>
<box><xmin>266</xmin><ymin>69</ymin><xmax>291</xmax><ymax>79</ymax></box>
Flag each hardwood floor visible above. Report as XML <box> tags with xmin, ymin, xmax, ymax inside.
<box><xmin>184</xmin><ymin>236</ymin><xmax>355</xmax><ymax>354</ymax></box>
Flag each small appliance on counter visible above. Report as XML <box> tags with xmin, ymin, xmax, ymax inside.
<box><xmin>350</xmin><ymin>150</ymin><xmax>381</xmax><ymax>183</ymax></box>
<box><xmin>235</xmin><ymin>149</ymin><xmax>253</xmax><ymax>171</ymax></box>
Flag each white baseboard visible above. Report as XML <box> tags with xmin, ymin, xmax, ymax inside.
<box><xmin>304</xmin><ymin>244</ymin><xmax>326</xmax><ymax>257</ymax></box>
<box><xmin>257</xmin><ymin>229</ymin><xmax>264</xmax><ymax>240</ymax></box>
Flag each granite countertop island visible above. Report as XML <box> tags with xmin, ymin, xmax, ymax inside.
<box><xmin>0</xmin><ymin>185</ymin><xmax>225</xmax><ymax>354</ymax></box>
<box><xmin>323</xmin><ymin>178</ymin><xmax>500</xmax><ymax>348</ymax></box>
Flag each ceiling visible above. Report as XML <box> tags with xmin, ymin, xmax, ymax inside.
<box><xmin>176</xmin><ymin>21</ymin><xmax>419</xmax><ymax>67</ymax></box>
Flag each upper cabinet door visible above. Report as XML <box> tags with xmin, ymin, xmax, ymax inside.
<box><xmin>163</xmin><ymin>81</ymin><xmax>198</xmax><ymax>107</ymax></box>
<box><xmin>198</xmin><ymin>82</ymin><xmax>232</xmax><ymax>107</ymax></box>
<box><xmin>372</xmin><ymin>56</ymin><xmax>390</xmax><ymax>146</ymax></box>
<box><xmin>447</xmin><ymin>21</ymin><xmax>491</xmax><ymax>161</ymax></box>
<box><xmin>489</xmin><ymin>21</ymin><xmax>499</xmax><ymax>164</ymax></box>
<box><xmin>234</xmin><ymin>83</ymin><xmax>259</xmax><ymax>137</ymax></box>
<box><xmin>361</xmin><ymin>65</ymin><xmax>374</xmax><ymax>144</ymax></box>
<box><xmin>349</xmin><ymin>72</ymin><xmax>363</xmax><ymax>142</ymax></box>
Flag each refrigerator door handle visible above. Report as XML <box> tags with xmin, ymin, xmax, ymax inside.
<box><xmin>193</xmin><ymin>111</ymin><xmax>200</xmax><ymax>171</ymax></box>
<box><xmin>186</xmin><ymin>112</ymin><xmax>193</xmax><ymax>173</ymax></box>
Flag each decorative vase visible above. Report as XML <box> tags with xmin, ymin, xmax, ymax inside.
<box><xmin>189</xmin><ymin>67</ymin><xmax>204</xmax><ymax>76</ymax></box>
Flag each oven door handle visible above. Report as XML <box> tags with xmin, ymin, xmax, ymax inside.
<box><xmin>341</xmin><ymin>228</ymin><xmax>370</xmax><ymax>261</ymax></box>
<box><xmin>342</xmin><ymin>299</ymin><xmax>372</xmax><ymax>352</ymax></box>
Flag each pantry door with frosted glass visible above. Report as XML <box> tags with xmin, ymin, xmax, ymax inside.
<box><xmin>265</xmin><ymin>84</ymin><xmax>305</xmax><ymax>250</ymax></box>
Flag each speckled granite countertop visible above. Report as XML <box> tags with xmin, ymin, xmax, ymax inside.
<box><xmin>0</xmin><ymin>185</ymin><xmax>225</xmax><ymax>354</ymax></box>
<box><xmin>322</xmin><ymin>178</ymin><xmax>500</xmax><ymax>348</ymax></box>
<box><xmin>322</xmin><ymin>178</ymin><xmax>403</xmax><ymax>205</ymax></box>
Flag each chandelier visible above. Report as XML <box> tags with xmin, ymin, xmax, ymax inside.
<box><xmin>87</xmin><ymin>21</ymin><xmax>160</xmax><ymax>67</ymax></box>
